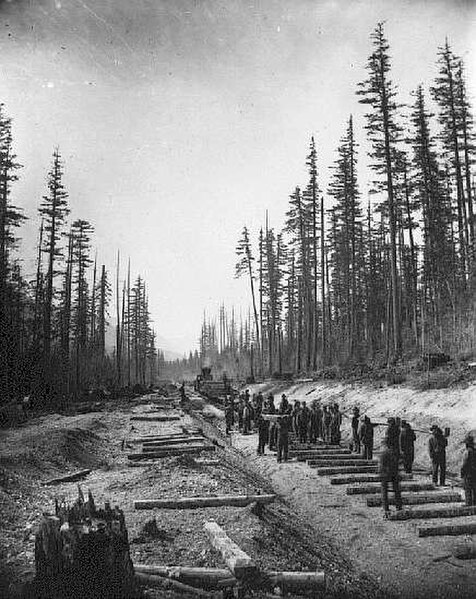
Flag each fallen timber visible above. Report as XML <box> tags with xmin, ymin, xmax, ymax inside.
<box><xmin>142</xmin><ymin>442</ymin><xmax>211</xmax><ymax>453</ymax></box>
<box><xmin>204</xmin><ymin>521</ymin><xmax>257</xmax><ymax>579</ymax></box>
<box><xmin>130</xmin><ymin>415</ymin><xmax>181</xmax><ymax>422</ymax></box>
<box><xmin>134</xmin><ymin>494</ymin><xmax>276</xmax><ymax>510</ymax></box>
<box><xmin>295</xmin><ymin>448</ymin><xmax>351</xmax><ymax>457</ymax></box>
<box><xmin>129</xmin><ymin>435</ymin><xmax>205</xmax><ymax>445</ymax></box>
<box><xmin>308</xmin><ymin>459</ymin><xmax>377</xmax><ymax>468</ymax></box>
<box><xmin>127</xmin><ymin>445</ymin><xmax>215</xmax><ymax>460</ymax></box>
<box><xmin>388</xmin><ymin>505</ymin><xmax>476</xmax><ymax>520</ymax></box>
<box><xmin>367</xmin><ymin>492</ymin><xmax>463</xmax><ymax>507</ymax></box>
<box><xmin>330</xmin><ymin>473</ymin><xmax>413</xmax><ymax>485</ymax></box>
<box><xmin>315</xmin><ymin>465</ymin><xmax>378</xmax><ymax>475</ymax></box>
<box><xmin>418</xmin><ymin>522</ymin><xmax>476</xmax><ymax>537</ymax></box>
<box><xmin>135</xmin><ymin>572</ymin><xmax>223</xmax><ymax>598</ymax></box>
<box><xmin>133</xmin><ymin>564</ymin><xmax>325</xmax><ymax>591</ymax></box>
<box><xmin>42</xmin><ymin>469</ymin><xmax>91</xmax><ymax>486</ymax></box>
<box><xmin>346</xmin><ymin>482</ymin><xmax>435</xmax><ymax>495</ymax></box>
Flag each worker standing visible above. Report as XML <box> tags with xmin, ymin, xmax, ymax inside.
<box><xmin>323</xmin><ymin>406</ymin><xmax>332</xmax><ymax>443</ymax></box>
<box><xmin>461</xmin><ymin>434</ymin><xmax>476</xmax><ymax>506</ymax></box>
<box><xmin>256</xmin><ymin>411</ymin><xmax>269</xmax><ymax>455</ymax></box>
<box><xmin>379</xmin><ymin>437</ymin><xmax>403</xmax><ymax>516</ymax></box>
<box><xmin>309</xmin><ymin>403</ymin><xmax>319</xmax><ymax>444</ymax></box>
<box><xmin>400</xmin><ymin>420</ymin><xmax>416</xmax><ymax>473</ymax></box>
<box><xmin>385</xmin><ymin>417</ymin><xmax>400</xmax><ymax>459</ymax></box>
<box><xmin>277</xmin><ymin>399</ymin><xmax>291</xmax><ymax>463</ymax></box>
<box><xmin>351</xmin><ymin>407</ymin><xmax>361</xmax><ymax>454</ymax></box>
<box><xmin>298</xmin><ymin>401</ymin><xmax>310</xmax><ymax>444</ymax></box>
<box><xmin>360</xmin><ymin>415</ymin><xmax>375</xmax><ymax>460</ymax></box>
<box><xmin>429</xmin><ymin>425</ymin><xmax>447</xmax><ymax>486</ymax></box>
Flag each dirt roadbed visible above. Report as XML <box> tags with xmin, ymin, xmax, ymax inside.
<box><xmin>0</xmin><ymin>399</ymin><xmax>383</xmax><ymax>599</ymax></box>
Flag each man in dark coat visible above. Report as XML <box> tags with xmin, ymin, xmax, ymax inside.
<box><xmin>323</xmin><ymin>406</ymin><xmax>332</xmax><ymax>443</ymax></box>
<box><xmin>360</xmin><ymin>415</ymin><xmax>375</xmax><ymax>460</ymax></box>
<box><xmin>331</xmin><ymin>404</ymin><xmax>342</xmax><ymax>445</ymax></box>
<box><xmin>400</xmin><ymin>420</ymin><xmax>416</xmax><ymax>473</ymax></box>
<box><xmin>385</xmin><ymin>417</ymin><xmax>400</xmax><ymax>459</ymax></box>
<box><xmin>277</xmin><ymin>401</ymin><xmax>291</xmax><ymax>463</ymax></box>
<box><xmin>242</xmin><ymin>398</ymin><xmax>252</xmax><ymax>435</ymax></box>
<box><xmin>379</xmin><ymin>437</ymin><xmax>403</xmax><ymax>515</ymax></box>
<box><xmin>267</xmin><ymin>395</ymin><xmax>277</xmax><ymax>450</ymax></box>
<box><xmin>351</xmin><ymin>407</ymin><xmax>361</xmax><ymax>454</ymax></box>
<box><xmin>256</xmin><ymin>411</ymin><xmax>269</xmax><ymax>455</ymax></box>
<box><xmin>309</xmin><ymin>403</ymin><xmax>319</xmax><ymax>444</ymax></box>
<box><xmin>225</xmin><ymin>399</ymin><xmax>234</xmax><ymax>435</ymax></box>
<box><xmin>461</xmin><ymin>433</ymin><xmax>476</xmax><ymax>506</ymax></box>
<box><xmin>298</xmin><ymin>401</ymin><xmax>310</xmax><ymax>444</ymax></box>
<box><xmin>429</xmin><ymin>425</ymin><xmax>447</xmax><ymax>486</ymax></box>
<box><xmin>292</xmin><ymin>401</ymin><xmax>301</xmax><ymax>435</ymax></box>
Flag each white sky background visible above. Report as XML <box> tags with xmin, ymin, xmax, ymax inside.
<box><xmin>1</xmin><ymin>0</ymin><xmax>475</xmax><ymax>354</ymax></box>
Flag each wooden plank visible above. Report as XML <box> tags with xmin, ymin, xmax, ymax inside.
<box><xmin>135</xmin><ymin>494</ymin><xmax>276</xmax><ymax>510</ymax></box>
<box><xmin>129</xmin><ymin>434</ymin><xmax>205</xmax><ymax>445</ymax></box>
<box><xmin>308</xmin><ymin>459</ymin><xmax>377</xmax><ymax>467</ymax></box>
<box><xmin>346</xmin><ymin>482</ymin><xmax>435</xmax><ymax>495</ymax></box>
<box><xmin>315</xmin><ymin>465</ymin><xmax>378</xmax><ymax>475</ymax></box>
<box><xmin>42</xmin><ymin>469</ymin><xmax>91</xmax><ymax>486</ymax></box>
<box><xmin>204</xmin><ymin>521</ymin><xmax>257</xmax><ymax>578</ymax></box>
<box><xmin>418</xmin><ymin>522</ymin><xmax>476</xmax><ymax>537</ymax></box>
<box><xmin>330</xmin><ymin>474</ymin><xmax>413</xmax><ymax>485</ymax></box>
<box><xmin>367</xmin><ymin>492</ymin><xmax>463</xmax><ymax>507</ymax></box>
<box><xmin>130</xmin><ymin>415</ymin><xmax>181</xmax><ymax>421</ymax></box>
<box><xmin>135</xmin><ymin>572</ymin><xmax>223</xmax><ymax>597</ymax></box>
<box><xmin>267</xmin><ymin>571</ymin><xmax>325</xmax><ymax>589</ymax></box>
<box><xmin>388</xmin><ymin>505</ymin><xmax>476</xmax><ymax>521</ymax></box>
<box><xmin>142</xmin><ymin>443</ymin><xmax>210</xmax><ymax>453</ymax></box>
<box><xmin>127</xmin><ymin>446</ymin><xmax>215</xmax><ymax>460</ymax></box>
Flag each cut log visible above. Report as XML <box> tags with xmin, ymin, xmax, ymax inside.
<box><xmin>289</xmin><ymin>446</ymin><xmax>341</xmax><ymax>455</ymax></box>
<box><xmin>308</xmin><ymin>459</ymin><xmax>377</xmax><ymax>467</ymax></box>
<box><xmin>135</xmin><ymin>494</ymin><xmax>276</xmax><ymax>510</ymax></box>
<box><xmin>134</xmin><ymin>564</ymin><xmax>235</xmax><ymax>588</ymax></box>
<box><xmin>129</xmin><ymin>434</ymin><xmax>204</xmax><ymax>445</ymax></box>
<box><xmin>367</xmin><ymin>492</ymin><xmax>463</xmax><ymax>507</ymax></box>
<box><xmin>267</xmin><ymin>571</ymin><xmax>325</xmax><ymax>590</ymax></box>
<box><xmin>295</xmin><ymin>450</ymin><xmax>352</xmax><ymax>458</ymax></box>
<box><xmin>142</xmin><ymin>437</ymin><xmax>206</xmax><ymax>447</ymax></box>
<box><xmin>142</xmin><ymin>442</ymin><xmax>210</xmax><ymax>453</ymax></box>
<box><xmin>347</xmin><ymin>482</ymin><xmax>435</xmax><ymax>495</ymax></box>
<box><xmin>127</xmin><ymin>462</ymin><xmax>160</xmax><ymax>468</ymax></box>
<box><xmin>330</xmin><ymin>474</ymin><xmax>413</xmax><ymax>485</ymax></box>
<box><xmin>204</xmin><ymin>521</ymin><xmax>257</xmax><ymax>579</ymax></box>
<box><xmin>128</xmin><ymin>445</ymin><xmax>215</xmax><ymax>460</ymax></box>
<box><xmin>130</xmin><ymin>415</ymin><xmax>181</xmax><ymax>421</ymax></box>
<box><xmin>419</xmin><ymin>522</ymin><xmax>476</xmax><ymax>537</ymax></box>
<box><xmin>33</xmin><ymin>489</ymin><xmax>140</xmax><ymax>599</ymax></box>
<box><xmin>316</xmin><ymin>465</ymin><xmax>378</xmax><ymax>475</ymax></box>
<box><xmin>42</xmin><ymin>469</ymin><xmax>91</xmax><ymax>486</ymax></box>
<box><xmin>135</xmin><ymin>572</ymin><xmax>223</xmax><ymax>597</ymax></box>
<box><xmin>388</xmin><ymin>505</ymin><xmax>476</xmax><ymax>521</ymax></box>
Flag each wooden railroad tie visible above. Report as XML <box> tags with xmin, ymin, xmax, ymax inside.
<box><xmin>134</xmin><ymin>494</ymin><xmax>276</xmax><ymax>510</ymax></box>
<box><xmin>127</xmin><ymin>445</ymin><xmax>215</xmax><ymax>460</ymax></box>
<box><xmin>316</xmin><ymin>465</ymin><xmax>378</xmax><ymax>475</ymax></box>
<box><xmin>388</xmin><ymin>505</ymin><xmax>476</xmax><ymax>521</ymax></box>
<box><xmin>308</xmin><ymin>459</ymin><xmax>378</xmax><ymax>468</ymax></box>
<box><xmin>130</xmin><ymin>415</ymin><xmax>181</xmax><ymax>422</ymax></box>
<box><xmin>346</xmin><ymin>482</ymin><xmax>435</xmax><ymax>495</ymax></box>
<box><xmin>330</xmin><ymin>473</ymin><xmax>413</xmax><ymax>485</ymax></box>
<box><xmin>418</xmin><ymin>522</ymin><xmax>476</xmax><ymax>537</ymax></box>
<box><xmin>366</xmin><ymin>492</ymin><xmax>463</xmax><ymax>507</ymax></box>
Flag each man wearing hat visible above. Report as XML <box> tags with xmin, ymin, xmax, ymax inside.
<box><xmin>379</xmin><ymin>436</ymin><xmax>403</xmax><ymax>516</ymax></box>
<box><xmin>429</xmin><ymin>425</ymin><xmax>447</xmax><ymax>486</ymax></box>
<box><xmin>400</xmin><ymin>420</ymin><xmax>416</xmax><ymax>474</ymax></box>
<box><xmin>461</xmin><ymin>433</ymin><xmax>476</xmax><ymax>506</ymax></box>
<box><xmin>351</xmin><ymin>407</ymin><xmax>361</xmax><ymax>454</ymax></box>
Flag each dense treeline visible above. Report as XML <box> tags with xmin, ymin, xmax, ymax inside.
<box><xmin>0</xmin><ymin>117</ymin><xmax>160</xmax><ymax>406</ymax></box>
<box><xmin>173</xmin><ymin>24</ymin><xmax>476</xmax><ymax>380</ymax></box>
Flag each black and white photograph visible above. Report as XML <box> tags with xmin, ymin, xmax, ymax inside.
<box><xmin>0</xmin><ymin>1</ymin><xmax>475</xmax><ymax>598</ymax></box>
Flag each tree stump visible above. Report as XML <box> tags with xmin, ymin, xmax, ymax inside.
<box><xmin>33</xmin><ymin>487</ymin><xmax>141</xmax><ymax>598</ymax></box>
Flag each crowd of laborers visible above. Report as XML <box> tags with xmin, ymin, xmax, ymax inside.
<box><xmin>224</xmin><ymin>391</ymin><xmax>476</xmax><ymax>514</ymax></box>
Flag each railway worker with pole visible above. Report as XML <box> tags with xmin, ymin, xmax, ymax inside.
<box><xmin>385</xmin><ymin>417</ymin><xmax>400</xmax><ymax>459</ymax></box>
<box><xmin>351</xmin><ymin>407</ymin><xmax>361</xmax><ymax>454</ymax></box>
<box><xmin>379</xmin><ymin>436</ymin><xmax>403</xmax><ymax>517</ymax></box>
<box><xmin>277</xmin><ymin>396</ymin><xmax>291</xmax><ymax>463</ymax></box>
<box><xmin>323</xmin><ymin>406</ymin><xmax>332</xmax><ymax>443</ymax></box>
<box><xmin>298</xmin><ymin>401</ymin><xmax>310</xmax><ymax>443</ymax></box>
<box><xmin>461</xmin><ymin>433</ymin><xmax>476</xmax><ymax>505</ymax></box>
<box><xmin>267</xmin><ymin>394</ymin><xmax>277</xmax><ymax>450</ymax></box>
<box><xmin>309</xmin><ymin>402</ymin><xmax>319</xmax><ymax>444</ymax></box>
<box><xmin>399</xmin><ymin>420</ymin><xmax>416</xmax><ymax>473</ymax></box>
<box><xmin>331</xmin><ymin>403</ymin><xmax>342</xmax><ymax>445</ymax></box>
<box><xmin>360</xmin><ymin>415</ymin><xmax>376</xmax><ymax>460</ymax></box>
<box><xmin>429</xmin><ymin>425</ymin><xmax>448</xmax><ymax>486</ymax></box>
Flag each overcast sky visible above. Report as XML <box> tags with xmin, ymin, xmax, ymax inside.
<box><xmin>1</xmin><ymin>0</ymin><xmax>475</xmax><ymax>354</ymax></box>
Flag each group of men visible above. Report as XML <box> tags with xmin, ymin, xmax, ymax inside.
<box><xmin>224</xmin><ymin>391</ymin><xmax>476</xmax><ymax>511</ymax></box>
